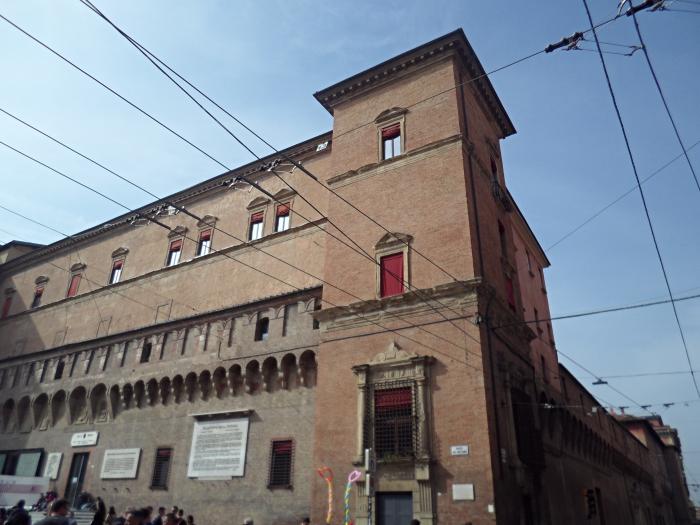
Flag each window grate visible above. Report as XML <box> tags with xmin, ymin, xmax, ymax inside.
<box><xmin>150</xmin><ymin>447</ymin><xmax>172</xmax><ymax>489</ymax></box>
<box><xmin>364</xmin><ymin>381</ymin><xmax>419</xmax><ymax>461</ymax></box>
<box><xmin>268</xmin><ymin>439</ymin><xmax>294</xmax><ymax>488</ymax></box>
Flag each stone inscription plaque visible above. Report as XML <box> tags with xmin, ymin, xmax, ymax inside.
<box><xmin>100</xmin><ymin>448</ymin><xmax>141</xmax><ymax>479</ymax></box>
<box><xmin>187</xmin><ymin>417</ymin><xmax>249</xmax><ymax>478</ymax></box>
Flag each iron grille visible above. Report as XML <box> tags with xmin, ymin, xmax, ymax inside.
<box><xmin>150</xmin><ymin>447</ymin><xmax>172</xmax><ymax>489</ymax></box>
<box><xmin>268</xmin><ymin>439</ymin><xmax>294</xmax><ymax>488</ymax></box>
<box><xmin>364</xmin><ymin>380</ymin><xmax>419</xmax><ymax>462</ymax></box>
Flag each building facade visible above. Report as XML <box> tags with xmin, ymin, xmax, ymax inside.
<box><xmin>0</xmin><ymin>30</ymin><xmax>694</xmax><ymax>525</ymax></box>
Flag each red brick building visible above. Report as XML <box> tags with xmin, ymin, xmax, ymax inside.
<box><xmin>0</xmin><ymin>29</ymin><xmax>694</xmax><ymax>525</ymax></box>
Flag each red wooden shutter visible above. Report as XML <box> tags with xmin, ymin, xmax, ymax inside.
<box><xmin>276</xmin><ymin>203</ymin><xmax>290</xmax><ymax>216</ymax></box>
<box><xmin>380</xmin><ymin>252</ymin><xmax>404</xmax><ymax>298</ymax></box>
<box><xmin>113</xmin><ymin>260</ymin><xmax>123</xmax><ymax>270</ymax></box>
<box><xmin>1</xmin><ymin>296</ymin><xmax>12</xmax><ymax>318</ymax></box>
<box><xmin>67</xmin><ymin>274</ymin><xmax>82</xmax><ymax>297</ymax></box>
<box><xmin>250</xmin><ymin>212</ymin><xmax>264</xmax><ymax>223</ymax></box>
<box><xmin>169</xmin><ymin>239</ymin><xmax>183</xmax><ymax>251</ymax></box>
<box><xmin>199</xmin><ymin>229</ymin><xmax>212</xmax><ymax>241</ymax></box>
<box><xmin>382</xmin><ymin>123</ymin><xmax>400</xmax><ymax>139</ymax></box>
<box><xmin>375</xmin><ymin>387</ymin><xmax>411</xmax><ymax>408</ymax></box>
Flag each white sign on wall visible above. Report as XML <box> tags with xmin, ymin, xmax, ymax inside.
<box><xmin>44</xmin><ymin>453</ymin><xmax>63</xmax><ymax>480</ymax></box>
<box><xmin>187</xmin><ymin>417</ymin><xmax>249</xmax><ymax>478</ymax></box>
<box><xmin>71</xmin><ymin>431</ymin><xmax>99</xmax><ymax>447</ymax></box>
<box><xmin>450</xmin><ymin>445</ymin><xmax>469</xmax><ymax>456</ymax></box>
<box><xmin>100</xmin><ymin>449</ymin><xmax>141</xmax><ymax>479</ymax></box>
<box><xmin>452</xmin><ymin>483</ymin><xmax>475</xmax><ymax>501</ymax></box>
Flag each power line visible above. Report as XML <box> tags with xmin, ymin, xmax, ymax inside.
<box><xmin>600</xmin><ymin>369</ymin><xmax>700</xmax><ymax>379</ymax></box>
<box><xmin>0</xmin><ymin>9</ymin><xmax>482</xmax><ymax>350</ymax></box>
<box><xmin>0</xmin><ymin>138</ymin><xmax>487</xmax><ymax>372</ymax></box>
<box><xmin>546</xmin><ymin>138</ymin><xmax>700</xmax><ymax>251</ymax></box>
<box><xmin>0</xmin><ymin>106</ymin><xmax>481</xmax><ymax>355</ymax></box>
<box><xmin>495</xmin><ymin>290</ymin><xmax>700</xmax><ymax>329</ymax></box>
<box><xmin>628</xmin><ymin>2</ymin><xmax>700</xmax><ymax>193</ymax></box>
<box><xmin>581</xmin><ymin>0</ymin><xmax>700</xmax><ymax>398</ymax></box>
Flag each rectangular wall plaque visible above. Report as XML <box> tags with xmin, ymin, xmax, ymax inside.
<box><xmin>450</xmin><ymin>445</ymin><xmax>469</xmax><ymax>456</ymax></box>
<box><xmin>44</xmin><ymin>453</ymin><xmax>62</xmax><ymax>480</ymax></box>
<box><xmin>187</xmin><ymin>417</ymin><xmax>249</xmax><ymax>478</ymax></box>
<box><xmin>71</xmin><ymin>431</ymin><xmax>99</xmax><ymax>447</ymax></box>
<box><xmin>100</xmin><ymin>449</ymin><xmax>141</xmax><ymax>479</ymax></box>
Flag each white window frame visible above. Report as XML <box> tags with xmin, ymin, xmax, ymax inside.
<box><xmin>166</xmin><ymin>240</ymin><xmax>183</xmax><ymax>267</ymax></box>
<box><xmin>196</xmin><ymin>230</ymin><xmax>212</xmax><ymax>257</ymax></box>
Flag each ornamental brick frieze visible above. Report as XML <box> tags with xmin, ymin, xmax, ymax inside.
<box><xmin>0</xmin><ymin>349</ymin><xmax>316</xmax><ymax>434</ymax></box>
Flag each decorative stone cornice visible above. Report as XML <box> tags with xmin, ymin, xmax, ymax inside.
<box><xmin>34</xmin><ymin>276</ymin><xmax>49</xmax><ymax>286</ymax></box>
<box><xmin>316</xmin><ymin>279</ymin><xmax>482</xmax><ymax>330</ymax></box>
<box><xmin>313</xmin><ymin>29</ymin><xmax>515</xmax><ymax>138</ymax></box>
<box><xmin>375</xmin><ymin>107</ymin><xmax>408</xmax><ymax>124</ymax></box>
<box><xmin>375</xmin><ymin>232</ymin><xmax>413</xmax><ymax>251</ymax></box>
<box><xmin>69</xmin><ymin>263</ymin><xmax>86</xmax><ymax>273</ymax></box>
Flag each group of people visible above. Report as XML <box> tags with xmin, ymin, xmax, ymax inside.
<box><xmin>0</xmin><ymin>500</ymin><xmax>197</xmax><ymax>525</ymax></box>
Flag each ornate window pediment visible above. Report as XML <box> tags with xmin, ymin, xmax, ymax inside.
<box><xmin>111</xmin><ymin>247</ymin><xmax>129</xmax><ymax>259</ymax></box>
<box><xmin>247</xmin><ymin>196</ymin><xmax>270</xmax><ymax>210</ymax></box>
<box><xmin>273</xmin><ymin>189</ymin><xmax>296</xmax><ymax>201</ymax></box>
<box><xmin>375</xmin><ymin>107</ymin><xmax>408</xmax><ymax>124</ymax></box>
<box><xmin>35</xmin><ymin>276</ymin><xmax>49</xmax><ymax>286</ymax></box>
<box><xmin>168</xmin><ymin>225</ymin><xmax>188</xmax><ymax>238</ymax></box>
<box><xmin>70</xmin><ymin>263</ymin><xmax>86</xmax><ymax>273</ymax></box>
<box><xmin>196</xmin><ymin>215</ymin><xmax>218</xmax><ymax>228</ymax></box>
<box><xmin>375</xmin><ymin>232</ymin><xmax>413</xmax><ymax>251</ymax></box>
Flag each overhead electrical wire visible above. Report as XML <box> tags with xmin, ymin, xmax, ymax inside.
<box><xmin>0</xmin><ymin>105</ymin><xmax>480</xmax><ymax>353</ymax></box>
<box><xmin>0</xmin><ymin>138</ymin><xmax>489</xmax><ymax>373</ymax></box>
<box><xmin>628</xmin><ymin>2</ymin><xmax>700</xmax><ymax>193</ymax></box>
<box><xmin>545</xmin><ymin>138</ymin><xmax>700</xmax><ymax>251</ymax></box>
<box><xmin>1</xmin><ymin>4</ymin><xmax>683</xmax><ymax>418</ymax></box>
<box><xmin>581</xmin><ymin>0</ymin><xmax>700</xmax><ymax>398</ymax></box>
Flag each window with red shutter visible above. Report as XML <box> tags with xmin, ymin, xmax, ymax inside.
<box><xmin>268</xmin><ymin>440</ymin><xmax>293</xmax><ymax>487</ymax></box>
<box><xmin>109</xmin><ymin>260</ymin><xmax>124</xmax><ymax>284</ymax></box>
<box><xmin>380</xmin><ymin>253</ymin><xmax>404</xmax><ymax>298</ymax></box>
<box><xmin>66</xmin><ymin>274</ymin><xmax>81</xmax><ymax>298</ymax></box>
<box><xmin>166</xmin><ymin>239</ymin><xmax>183</xmax><ymax>266</ymax></box>
<box><xmin>374</xmin><ymin>387</ymin><xmax>414</xmax><ymax>459</ymax></box>
<box><xmin>1</xmin><ymin>295</ymin><xmax>12</xmax><ymax>319</ymax></box>
<box><xmin>275</xmin><ymin>203</ymin><xmax>291</xmax><ymax>232</ymax></box>
<box><xmin>249</xmin><ymin>212</ymin><xmax>264</xmax><ymax>240</ymax></box>
<box><xmin>382</xmin><ymin>123</ymin><xmax>401</xmax><ymax>160</ymax></box>
<box><xmin>196</xmin><ymin>229</ymin><xmax>212</xmax><ymax>256</ymax></box>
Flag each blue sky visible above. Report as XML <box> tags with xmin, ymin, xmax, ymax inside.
<box><xmin>1</xmin><ymin>1</ymin><xmax>699</xmax><ymax>497</ymax></box>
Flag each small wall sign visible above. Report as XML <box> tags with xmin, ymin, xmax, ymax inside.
<box><xmin>71</xmin><ymin>431</ymin><xmax>99</xmax><ymax>447</ymax></box>
<box><xmin>450</xmin><ymin>445</ymin><xmax>469</xmax><ymax>456</ymax></box>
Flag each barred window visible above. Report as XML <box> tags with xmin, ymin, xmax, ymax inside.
<box><xmin>268</xmin><ymin>440</ymin><xmax>293</xmax><ymax>488</ymax></box>
<box><xmin>372</xmin><ymin>385</ymin><xmax>416</xmax><ymax>460</ymax></box>
<box><xmin>150</xmin><ymin>447</ymin><xmax>172</xmax><ymax>489</ymax></box>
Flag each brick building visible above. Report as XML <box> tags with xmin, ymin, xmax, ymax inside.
<box><xmin>0</xmin><ymin>29</ymin><xmax>694</xmax><ymax>525</ymax></box>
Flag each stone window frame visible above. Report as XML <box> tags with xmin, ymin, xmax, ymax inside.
<box><xmin>247</xmin><ymin>197</ymin><xmax>270</xmax><ymax>241</ymax></box>
<box><xmin>66</xmin><ymin>264</ymin><xmax>86</xmax><ymax>298</ymax></box>
<box><xmin>272</xmin><ymin>189</ymin><xmax>296</xmax><ymax>234</ymax></box>
<box><xmin>165</xmin><ymin>226</ymin><xmax>187</xmax><ymax>267</ymax></box>
<box><xmin>195</xmin><ymin>215</ymin><xmax>217</xmax><ymax>257</ymax></box>
<box><xmin>32</xmin><ymin>276</ymin><xmax>49</xmax><ymax>309</ymax></box>
<box><xmin>110</xmin><ymin>247</ymin><xmax>129</xmax><ymax>285</ymax></box>
<box><xmin>375</xmin><ymin>107</ymin><xmax>408</xmax><ymax>163</ymax></box>
<box><xmin>352</xmin><ymin>342</ymin><xmax>432</xmax><ymax>465</ymax></box>
<box><xmin>374</xmin><ymin>233</ymin><xmax>412</xmax><ymax>299</ymax></box>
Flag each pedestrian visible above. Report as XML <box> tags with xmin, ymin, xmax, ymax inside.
<box><xmin>123</xmin><ymin>509</ymin><xmax>146</xmax><ymax>525</ymax></box>
<box><xmin>91</xmin><ymin>498</ymin><xmax>106</xmax><ymax>525</ymax></box>
<box><xmin>243</xmin><ymin>519</ymin><xmax>253</xmax><ymax>525</ymax></box>
<box><xmin>162</xmin><ymin>515</ymin><xmax>177</xmax><ymax>525</ymax></box>
<box><xmin>175</xmin><ymin>511</ymin><xmax>184</xmax><ymax>525</ymax></box>
<box><xmin>300</xmin><ymin>518</ymin><xmax>310</xmax><ymax>525</ymax></box>
<box><xmin>411</xmin><ymin>520</ymin><xmax>420</xmax><ymax>525</ymax></box>
<box><xmin>33</xmin><ymin>499</ymin><xmax>71</xmax><ymax>525</ymax></box>
<box><xmin>105</xmin><ymin>507</ymin><xmax>117</xmax><ymax>525</ymax></box>
<box><xmin>151</xmin><ymin>508</ymin><xmax>165</xmax><ymax>525</ymax></box>
<box><xmin>7</xmin><ymin>500</ymin><xmax>31</xmax><ymax>525</ymax></box>
<box><xmin>185</xmin><ymin>516</ymin><xmax>194</xmax><ymax>525</ymax></box>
